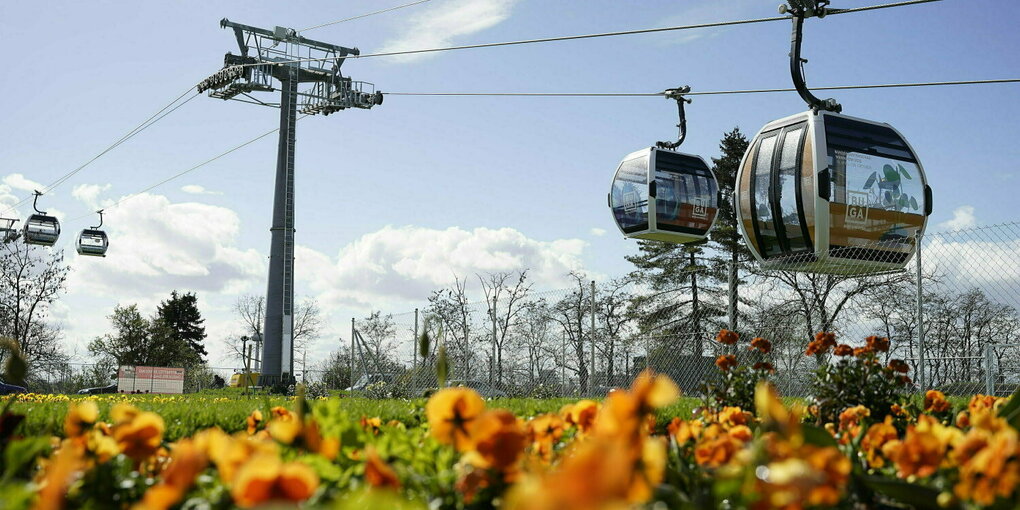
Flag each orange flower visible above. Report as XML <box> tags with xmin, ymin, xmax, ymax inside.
<box><xmin>888</xmin><ymin>359</ymin><xmax>909</xmax><ymax>373</ymax></box>
<box><xmin>865</xmin><ymin>335</ymin><xmax>890</xmax><ymax>353</ymax></box>
<box><xmin>111</xmin><ymin>403</ymin><xmax>165</xmax><ymax>462</ymax></box>
<box><xmin>64</xmin><ymin>400</ymin><xmax>99</xmax><ymax>438</ymax></box>
<box><xmin>718</xmin><ymin>406</ymin><xmax>752</xmax><ymax>428</ymax></box>
<box><xmin>594</xmin><ymin>370</ymin><xmax>678</xmax><ymax>442</ymax></box>
<box><xmin>566</xmin><ymin>400</ymin><xmax>599</xmax><ymax>434</ymax></box>
<box><xmin>527</xmin><ymin>413</ymin><xmax>565</xmax><ymax>462</ymax></box>
<box><xmin>715</xmin><ymin>354</ymin><xmax>738</xmax><ymax>372</ymax></box>
<box><xmin>231</xmin><ymin>453</ymin><xmax>319</xmax><ymax>508</ymax></box>
<box><xmin>753</xmin><ymin>361</ymin><xmax>775</xmax><ymax>373</ymax></box>
<box><xmin>694</xmin><ymin>425</ymin><xmax>742</xmax><ymax>468</ymax></box>
<box><xmin>426</xmin><ymin>387</ymin><xmax>486</xmax><ymax>451</ymax></box>
<box><xmin>883</xmin><ymin>415</ymin><xmax>961</xmax><ymax>478</ymax></box>
<box><xmin>133</xmin><ymin>439</ymin><xmax>208</xmax><ymax>510</ymax></box>
<box><xmin>360</xmin><ymin>416</ymin><xmax>383</xmax><ymax>435</ymax></box>
<box><xmin>953</xmin><ymin>427</ymin><xmax>1020</xmax><ymax>505</ymax></box>
<box><xmin>470</xmin><ymin>409</ymin><xmax>526</xmax><ymax>472</ymax></box>
<box><xmin>956</xmin><ymin>411</ymin><xmax>970</xmax><ymax>429</ymax></box>
<box><xmin>924</xmin><ymin>390</ymin><xmax>950</xmax><ymax>413</ymax></box>
<box><xmin>861</xmin><ymin>416</ymin><xmax>898</xmax><ymax>468</ymax></box>
<box><xmin>364</xmin><ymin>447</ymin><xmax>401</xmax><ymax>489</ymax></box>
<box><xmin>833</xmin><ymin>344</ymin><xmax>853</xmax><ymax>357</ymax></box>
<box><xmin>716</xmin><ymin>329</ymin><xmax>739</xmax><ymax>345</ymax></box>
<box><xmin>749</xmin><ymin>337</ymin><xmax>772</xmax><ymax>354</ymax></box>
<box><xmin>629</xmin><ymin>369</ymin><xmax>681</xmax><ymax>411</ymax></box>
<box><xmin>627</xmin><ymin>437</ymin><xmax>667</xmax><ymax>503</ymax></box>
<box><xmin>35</xmin><ymin>440</ymin><xmax>84</xmax><ymax>510</ymax></box>
<box><xmin>806</xmin><ymin>331</ymin><xmax>837</xmax><ymax>356</ymax></box>
<box><xmin>853</xmin><ymin>346</ymin><xmax>874</xmax><ymax>357</ymax></box>
<box><xmin>667</xmin><ymin>417</ymin><xmax>704</xmax><ymax>444</ymax></box>
<box><xmin>245</xmin><ymin>409</ymin><xmax>263</xmax><ymax>435</ymax></box>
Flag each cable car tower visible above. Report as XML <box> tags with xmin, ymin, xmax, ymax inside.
<box><xmin>198</xmin><ymin>19</ymin><xmax>383</xmax><ymax>386</ymax></box>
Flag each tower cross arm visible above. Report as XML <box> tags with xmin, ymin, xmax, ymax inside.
<box><xmin>220</xmin><ymin>18</ymin><xmax>359</xmax><ymax>56</ymax></box>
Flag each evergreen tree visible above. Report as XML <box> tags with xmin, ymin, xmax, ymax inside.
<box><xmin>708</xmin><ymin>128</ymin><xmax>752</xmax><ymax>331</ymax></box>
<box><xmin>156</xmin><ymin>291</ymin><xmax>208</xmax><ymax>360</ymax></box>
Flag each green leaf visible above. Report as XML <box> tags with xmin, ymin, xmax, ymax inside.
<box><xmin>883</xmin><ymin>165</ymin><xmax>900</xmax><ymax>182</ymax></box>
<box><xmin>418</xmin><ymin>330</ymin><xmax>431</xmax><ymax>360</ymax></box>
<box><xmin>436</xmin><ymin>344</ymin><xmax>448</xmax><ymax>389</ymax></box>
<box><xmin>801</xmin><ymin>424</ymin><xmax>838</xmax><ymax>448</ymax></box>
<box><xmin>863</xmin><ymin>172</ymin><xmax>878</xmax><ymax>190</ymax></box>
<box><xmin>857</xmin><ymin>475</ymin><xmax>954</xmax><ymax>510</ymax></box>
<box><xmin>898</xmin><ymin>163</ymin><xmax>912</xmax><ymax>179</ymax></box>
<box><xmin>999</xmin><ymin>384</ymin><xmax>1020</xmax><ymax>429</ymax></box>
<box><xmin>3</xmin><ymin>437</ymin><xmax>51</xmax><ymax>480</ymax></box>
<box><xmin>910</xmin><ymin>196</ymin><xmax>919</xmax><ymax>210</ymax></box>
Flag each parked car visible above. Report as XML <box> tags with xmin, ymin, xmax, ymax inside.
<box><xmin>447</xmin><ymin>379</ymin><xmax>508</xmax><ymax>398</ymax></box>
<box><xmin>345</xmin><ymin>373</ymin><xmax>398</xmax><ymax>392</ymax></box>
<box><xmin>77</xmin><ymin>383</ymin><xmax>118</xmax><ymax>395</ymax></box>
<box><xmin>0</xmin><ymin>378</ymin><xmax>27</xmax><ymax>395</ymax></box>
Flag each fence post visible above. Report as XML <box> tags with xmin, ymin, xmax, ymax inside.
<box><xmin>915</xmin><ymin>232</ymin><xmax>925</xmax><ymax>390</ymax></box>
<box><xmin>560</xmin><ymin>330</ymin><xmax>566</xmax><ymax>393</ymax></box>
<box><xmin>984</xmin><ymin>343</ymin><xmax>995</xmax><ymax>396</ymax></box>
<box><xmin>414</xmin><ymin>308</ymin><xmax>419</xmax><ymax>371</ymax></box>
<box><xmin>728</xmin><ymin>255</ymin><xmax>737</xmax><ymax>331</ymax></box>
<box><xmin>590</xmin><ymin>280</ymin><xmax>596</xmax><ymax>390</ymax></box>
<box><xmin>350</xmin><ymin>318</ymin><xmax>356</xmax><ymax>387</ymax></box>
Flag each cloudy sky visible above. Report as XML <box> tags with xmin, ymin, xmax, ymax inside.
<box><xmin>1</xmin><ymin>0</ymin><xmax>1018</xmax><ymax>369</ymax></box>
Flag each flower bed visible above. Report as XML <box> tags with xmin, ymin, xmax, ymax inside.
<box><xmin>1</xmin><ymin>332</ymin><xmax>1018</xmax><ymax>509</ymax></box>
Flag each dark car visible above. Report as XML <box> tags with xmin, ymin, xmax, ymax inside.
<box><xmin>0</xmin><ymin>378</ymin><xmax>27</xmax><ymax>395</ymax></box>
<box><xmin>77</xmin><ymin>383</ymin><xmax>118</xmax><ymax>395</ymax></box>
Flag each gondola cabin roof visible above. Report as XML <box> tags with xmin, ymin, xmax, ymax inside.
<box><xmin>609</xmin><ymin>147</ymin><xmax>720</xmax><ymax>245</ymax></box>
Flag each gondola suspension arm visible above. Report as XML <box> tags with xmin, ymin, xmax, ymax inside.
<box><xmin>91</xmin><ymin>210</ymin><xmax>104</xmax><ymax>230</ymax></box>
<box><xmin>31</xmin><ymin>190</ymin><xmax>47</xmax><ymax>214</ymax></box>
<box><xmin>655</xmin><ymin>86</ymin><xmax>692</xmax><ymax>150</ymax></box>
<box><xmin>781</xmin><ymin>0</ymin><xmax>842</xmax><ymax>112</ymax></box>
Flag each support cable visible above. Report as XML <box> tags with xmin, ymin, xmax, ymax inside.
<box><xmin>66</xmin><ymin>116</ymin><xmax>308</xmax><ymax>223</ymax></box>
<box><xmin>1</xmin><ymin>89</ymin><xmax>200</xmax><ymax>216</ymax></box>
<box><xmin>381</xmin><ymin>78</ymin><xmax>1020</xmax><ymax>97</ymax></box>
<box><xmin>248</xmin><ymin>0</ymin><xmax>941</xmax><ymax>67</ymax></box>
<box><xmin>299</xmin><ymin>0</ymin><xmax>431</xmax><ymax>32</ymax></box>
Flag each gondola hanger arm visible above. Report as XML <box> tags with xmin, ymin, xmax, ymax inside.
<box><xmin>32</xmin><ymin>190</ymin><xmax>47</xmax><ymax>215</ymax></box>
<box><xmin>656</xmin><ymin>86</ymin><xmax>692</xmax><ymax>150</ymax></box>
<box><xmin>781</xmin><ymin>0</ymin><xmax>842</xmax><ymax>113</ymax></box>
<box><xmin>92</xmin><ymin>210</ymin><xmax>104</xmax><ymax>230</ymax></box>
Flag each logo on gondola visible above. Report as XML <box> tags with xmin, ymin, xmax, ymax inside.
<box><xmin>691</xmin><ymin>197</ymin><xmax>708</xmax><ymax>220</ymax></box>
<box><xmin>845</xmin><ymin>191</ymin><xmax>870</xmax><ymax>226</ymax></box>
<box><xmin>622</xmin><ymin>191</ymin><xmax>640</xmax><ymax>214</ymax></box>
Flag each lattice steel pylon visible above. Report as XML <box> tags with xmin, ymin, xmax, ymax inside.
<box><xmin>199</xmin><ymin>19</ymin><xmax>383</xmax><ymax>387</ymax></box>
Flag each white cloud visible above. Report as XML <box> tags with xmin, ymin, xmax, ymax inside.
<box><xmin>72</xmin><ymin>183</ymin><xmax>111</xmax><ymax>209</ymax></box>
<box><xmin>377</xmin><ymin>0</ymin><xmax>520</xmax><ymax>62</ymax></box>
<box><xmin>295</xmin><ymin>225</ymin><xmax>587</xmax><ymax>309</ymax></box>
<box><xmin>181</xmin><ymin>184</ymin><xmax>223</xmax><ymax>196</ymax></box>
<box><xmin>66</xmin><ymin>193</ymin><xmax>264</xmax><ymax>298</ymax></box>
<box><xmin>590</xmin><ymin>227</ymin><xmax>607</xmax><ymax>237</ymax></box>
<box><xmin>2</xmin><ymin>173</ymin><xmax>44</xmax><ymax>192</ymax></box>
<box><xmin>939</xmin><ymin>206</ymin><xmax>977</xmax><ymax>231</ymax></box>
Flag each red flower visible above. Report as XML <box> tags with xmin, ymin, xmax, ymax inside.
<box><xmin>716</xmin><ymin>329</ymin><xmax>739</xmax><ymax>346</ymax></box>
<box><xmin>715</xmin><ymin>355</ymin><xmax>738</xmax><ymax>372</ymax></box>
<box><xmin>748</xmin><ymin>337</ymin><xmax>772</xmax><ymax>354</ymax></box>
<box><xmin>865</xmin><ymin>336</ymin><xmax>890</xmax><ymax>353</ymax></box>
<box><xmin>888</xmin><ymin>359</ymin><xmax>909</xmax><ymax>373</ymax></box>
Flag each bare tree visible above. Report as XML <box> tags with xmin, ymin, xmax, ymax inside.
<box><xmin>358</xmin><ymin>311</ymin><xmax>396</xmax><ymax>363</ymax></box>
<box><xmin>0</xmin><ymin>240</ymin><xmax>70</xmax><ymax>371</ymax></box>
<box><xmin>427</xmin><ymin>276</ymin><xmax>475</xmax><ymax>378</ymax></box>
<box><xmin>595</xmin><ymin>278</ymin><xmax>632</xmax><ymax>386</ymax></box>
<box><xmin>478</xmin><ymin>270</ymin><xmax>531</xmax><ymax>385</ymax></box>
<box><xmin>550</xmin><ymin>271</ymin><xmax>593</xmax><ymax>393</ymax></box>
<box><xmin>293</xmin><ymin>297</ymin><xmax>323</xmax><ymax>380</ymax></box>
<box><xmin>234</xmin><ymin>294</ymin><xmax>264</xmax><ymax>368</ymax></box>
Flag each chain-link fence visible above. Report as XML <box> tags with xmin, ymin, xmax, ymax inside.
<box><xmin>343</xmin><ymin>222</ymin><xmax>1020</xmax><ymax>398</ymax></box>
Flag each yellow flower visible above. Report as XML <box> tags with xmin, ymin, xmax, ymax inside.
<box><xmin>626</xmin><ymin>437</ymin><xmax>667</xmax><ymax>503</ymax></box>
<box><xmin>667</xmin><ymin>417</ymin><xmax>704</xmax><ymax>444</ymax></box>
<box><xmin>953</xmin><ymin>426</ymin><xmax>1020</xmax><ymax>505</ymax></box>
<box><xmin>64</xmin><ymin>400</ymin><xmax>99</xmax><ymax>438</ymax></box>
<box><xmin>111</xmin><ymin>404</ymin><xmax>165</xmax><ymax>462</ymax></box>
<box><xmin>566</xmin><ymin>400</ymin><xmax>599</xmax><ymax>434</ymax></box>
<box><xmin>861</xmin><ymin>416</ymin><xmax>898</xmax><ymax>468</ymax></box>
<box><xmin>425</xmin><ymin>387</ymin><xmax>486</xmax><ymax>451</ymax></box>
<box><xmin>469</xmin><ymin>409</ymin><xmax>527</xmax><ymax>472</ymax></box>
<box><xmin>360</xmin><ymin>416</ymin><xmax>383</xmax><ymax>435</ymax></box>
<box><xmin>694</xmin><ymin>424</ymin><xmax>742</xmax><ymax>468</ymax></box>
<box><xmin>231</xmin><ymin>453</ymin><xmax>319</xmax><ymax>508</ymax></box>
<box><xmin>924</xmin><ymin>390</ymin><xmax>950</xmax><ymax>413</ymax></box>
<box><xmin>364</xmin><ymin>447</ymin><xmax>401</xmax><ymax>489</ymax></box>
<box><xmin>133</xmin><ymin>439</ymin><xmax>207</xmax><ymax>510</ymax></box>
<box><xmin>527</xmin><ymin>413</ymin><xmax>565</xmax><ymax>463</ymax></box>
<box><xmin>245</xmin><ymin>409</ymin><xmax>263</xmax><ymax>435</ymax></box>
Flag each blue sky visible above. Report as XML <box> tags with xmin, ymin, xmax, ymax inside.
<box><xmin>1</xmin><ymin>0</ymin><xmax>1017</xmax><ymax>366</ymax></box>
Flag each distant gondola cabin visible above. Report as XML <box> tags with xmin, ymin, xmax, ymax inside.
<box><xmin>736</xmin><ymin>111</ymin><xmax>932</xmax><ymax>274</ymax></box>
<box><xmin>610</xmin><ymin>147</ymin><xmax>719</xmax><ymax>244</ymax></box>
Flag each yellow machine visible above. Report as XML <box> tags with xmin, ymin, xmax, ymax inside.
<box><xmin>228</xmin><ymin>371</ymin><xmax>259</xmax><ymax>388</ymax></box>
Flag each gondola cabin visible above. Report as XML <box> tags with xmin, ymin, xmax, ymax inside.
<box><xmin>736</xmin><ymin>111</ymin><xmax>932</xmax><ymax>274</ymax></box>
<box><xmin>23</xmin><ymin>214</ymin><xmax>60</xmax><ymax>246</ymax></box>
<box><xmin>76</xmin><ymin>229</ymin><xmax>109</xmax><ymax>257</ymax></box>
<box><xmin>609</xmin><ymin>147</ymin><xmax>719</xmax><ymax>243</ymax></box>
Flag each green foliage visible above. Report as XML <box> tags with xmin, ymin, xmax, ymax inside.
<box><xmin>810</xmin><ymin>351</ymin><xmax>907</xmax><ymax>424</ymax></box>
<box><xmin>155</xmin><ymin>290</ymin><xmax>208</xmax><ymax>360</ymax></box>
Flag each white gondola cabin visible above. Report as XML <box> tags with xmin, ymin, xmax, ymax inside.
<box><xmin>610</xmin><ymin>147</ymin><xmax>719</xmax><ymax>243</ymax></box>
<box><xmin>736</xmin><ymin>111</ymin><xmax>931</xmax><ymax>274</ymax></box>
<box><xmin>76</xmin><ymin>229</ymin><xmax>109</xmax><ymax>257</ymax></box>
<box><xmin>23</xmin><ymin>214</ymin><xmax>60</xmax><ymax>246</ymax></box>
